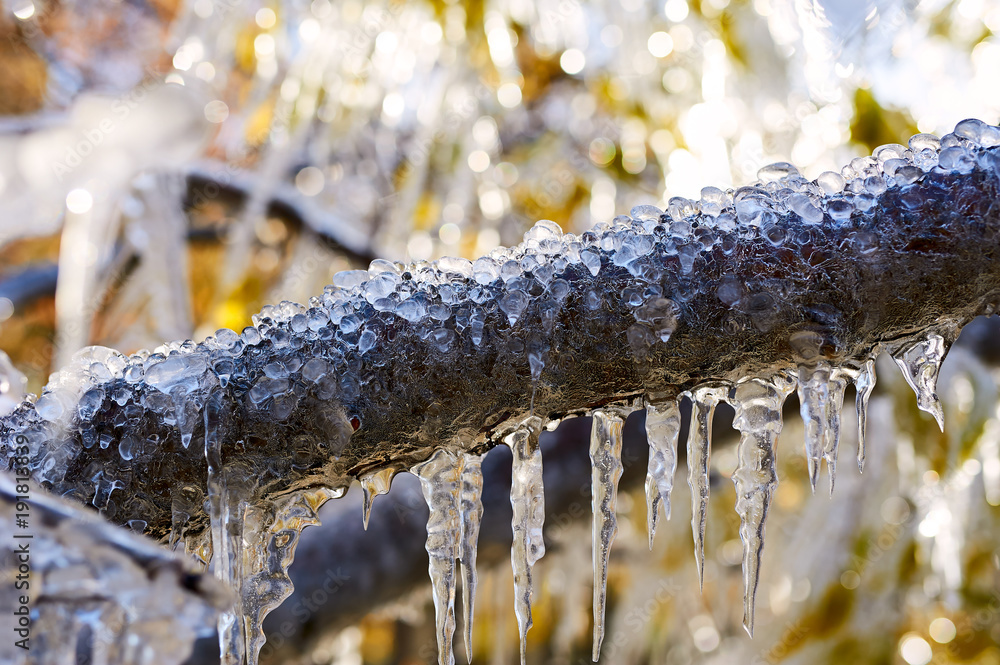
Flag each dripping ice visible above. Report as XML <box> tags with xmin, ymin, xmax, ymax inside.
<box><xmin>730</xmin><ymin>373</ymin><xmax>795</xmax><ymax>636</ymax></box>
<box><xmin>854</xmin><ymin>358</ymin><xmax>877</xmax><ymax>472</ymax></box>
<box><xmin>506</xmin><ymin>417</ymin><xmax>545</xmax><ymax>665</ymax></box>
<box><xmin>459</xmin><ymin>453</ymin><xmax>485</xmax><ymax>662</ymax></box>
<box><xmin>797</xmin><ymin>363</ymin><xmax>847</xmax><ymax>495</ymax></box>
<box><xmin>400</xmin><ymin>449</ymin><xmax>486</xmax><ymax>665</ymax></box>
<box><xmin>685</xmin><ymin>385</ymin><xmax>727</xmax><ymax>588</ymax></box>
<box><xmin>589</xmin><ymin>409</ymin><xmax>626</xmax><ymax>661</ymax></box>
<box><xmin>644</xmin><ymin>399</ymin><xmax>681</xmax><ymax>548</ymax></box>
<box><xmin>890</xmin><ymin>333</ymin><xmax>951</xmax><ymax>431</ymax></box>
<box><xmin>361</xmin><ymin>467</ymin><xmax>396</xmax><ymax>530</ymax></box>
<box><xmin>412</xmin><ymin>450</ymin><xmax>462</xmax><ymax>665</ymax></box>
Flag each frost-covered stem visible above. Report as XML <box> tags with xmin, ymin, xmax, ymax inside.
<box><xmin>4</xmin><ymin>132</ymin><xmax>1000</xmax><ymax>546</ymax></box>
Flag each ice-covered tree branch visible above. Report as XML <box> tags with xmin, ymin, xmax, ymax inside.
<box><xmin>4</xmin><ymin>121</ymin><xmax>1000</xmax><ymax>663</ymax></box>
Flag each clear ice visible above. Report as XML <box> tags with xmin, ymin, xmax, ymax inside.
<box><xmin>589</xmin><ymin>409</ymin><xmax>626</xmax><ymax>661</ymax></box>
<box><xmin>361</xmin><ymin>467</ymin><xmax>397</xmax><ymax>530</ymax></box>
<box><xmin>644</xmin><ymin>398</ymin><xmax>681</xmax><ymax>548</ymax></box>
<box><xmin>505</xmin><ymin>416</ymin><xmax>545</xmax><ymax>665</ymax></box>
<box><xmin>891</xmin><ymin>333</ymin><xmax>950</xmax><ymax>431</ymax></box>
<box><xmin>459</xmin><ymin>453</ymin><xmax>484</xmax><ymax>662</ymax></box>
<box><xmin>3</xmin><ymin>117</ymin><xmax>999</xmax><ymax>663</ymax></box>
<box><xmin>730</xmin><ymin>373</ymin><xmax>795</xmax><ymax>636</ymax></box>
<box><xmin>797</xmin><ymin>364</ymin><xmax>831</xmax><ymax>492</ymax></box>
<box><xmin>853</xmin><ymin>358</ymin><xmax>877</xmax><ymax>472</ymax></box>
<box><xmin>685</xmin><ymin>384</ymin><xmax>728</xmax><ymax>588</ymax></box>
<box><xmin>413</xmin><ymin>450</ymin><xmax>463</xmax><ymax>665</ymax></box>
<box><xmin>203</xmin><ymin>389</ymin><xmax>337</xmax><ymax>665</ymax></box>
<box><xmin>797</xmin><ymin>363</ymin><xmax>848</xmax><ymax>494</ymax></box>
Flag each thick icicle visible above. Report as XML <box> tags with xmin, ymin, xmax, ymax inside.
<box><xmin>890</xmin><ymin>333</ymin><xmax>950</xmax><ymax>431</ymax></box>
<box><xmin>853</xmin><ymin>358</ymin><xmax>877</xmax><ymax>473</ymax></box>
<box><xmin>797</xmin><ymin>364</ymin><xmax>831</xmax><ymax>493</ymax></box>
<box><xmin>360</xmin><ymin>467</ymin><xmax>396</xmax><ymax>530</ymax></box>
<box><xmin>730</xmin><ymin>372</ymin><xmax>795</xmax><ymax>637</ymax></box>
<box><xmin>412</xmin><ymin>449</ymin><xmax>463</xmax><ymax>665</ymax></box>
<box><xmin>458</xmin><ymin>452</ymin><xmax>484</xmax><ymax>663</ymax></box>
<box><xmin>242</xmin><ymin>488</ymin><xmax>337</xmax><ymax>664</ymax></box>
<box><xmin>685</xmin><ymin>384</ymin><xmax>728</xmax><ymax>589</ymax></box>
<box><xmin>589</xmin><ymin>409</ymin><xmax>626</xmax><ymax>661</ymax></box>
<box><xmin>505</xmin><ymin>416</ymin><xmax>545</xmax><ymax>665</ymax></box>
<box><xmin>644</xmin><ymin>398</ymin><xmax>681</xmax><ymax>549</ymax></box>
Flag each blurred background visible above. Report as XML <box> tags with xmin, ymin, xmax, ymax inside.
<box><xmin>0</xmin><ymin>0</ymin><xmax>999</xmax><ymax>663</ymax></box>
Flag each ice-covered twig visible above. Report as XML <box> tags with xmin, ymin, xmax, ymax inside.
<box><xmin>4</xmin><ymin>120</ymin><xmax>1000</xmax><ymax>660</ymax></box>
<box><xmin>0</xmin><ymin>471</ymin><xmax>228</xmax><ymax>665</ymax></box>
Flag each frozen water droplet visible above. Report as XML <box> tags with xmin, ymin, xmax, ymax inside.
<box><xmin>853</xmin><ymin>358</ymin><xmax>877</xmax><ymax>473</ymax></box>
<box><xmin>826</xmin><ymin>198</ymin><xmax>853</xmax><ymax>221</ymax></box>
<box><xmin>757</xmin><ymin>162</ymin><xmax>798</xmax><ymax>183</ymax></box>
<box><xmin>499</xmin><ymin>291</ymin><xmax>529</xmax><ymax>325</ymax></box>
<box><xmin>360</xmin><ymin>468</ymin><xmax>396</xmax><ymax>530</ymax></box>
<box><xmin>787</xmin><ymin>193</ymin><xmax>824</xmax><ymax>224</ymax></box>
<box><xmin>144</xmin><ymin>354</ymin><xmax>207</xmax><ymax>394</ymax></box>
<box><xmin>633</xmin><ymin>297</ymin><xmax>678</xmax><ymax>342</ymax></box>
<box><xmin>685</xmin><ymin>384</ymin><xmax>728</xmax><ymax>589</ymax></box>
<box><xmin>438</xmin><ymin>256</ymin><xmax>474</xmax><ymax>279</ymax></box>
<box><xmin>908</xmin><ymin>133</ymin><xmax>940</xmax><ymax>153</ymax></box>
<box><xmin>612</xmin><ymin>234</ymin><xmax>653</xmax><ymax>267</ymax></box>
<box><xmin>396</xmin><ymin>297</ymin><xmax>428</xmax><ymax>323</ymax></box>
<box><xmin>524</xmin><ymin>219</ymin><xmax>563</xmax><ymax>243</ymax></box>
<box><xmin>938</xmin><ymin>146</ymin><xmax>974</xmax><ymax>173</ymax></box>
<box><xmin>412</xmin><ymin>450</ymin><xmax>462</xmax><ymax>665</ymax></box>
<box><xmin>119</xmin><ymin>435</ymin><xmax>138</xmax><ymax>461</ymax></box>
<box><xmin>458</xmin><ymin>453</ymin><xmax>484</xmax><ymax>663</ymax></box>
<box><xmin>369</xmin><ymin>258</ymin><xmax>401</xmax><ymax>276</ymax></box>
<box><xmin>580</xmin><ymin>248</ymin><xmax>602</xmax><ymax>276</ymax></box>
<box><xmin>954</xmin><ymin>118</ymin><xmax>988</xmax><ymax>145</ymax></box>
<box><xmin>505</xmin><ymin>416</ymin><xmax>544</xmax><ymax>665</ymax></box>
<box><xmin>890</xmin><ymin>334</ymin><xmax>949</xmax><ymax>431</ymax></box>
<box><xmin>359</xmin><ymin>329</ymin><xmax>377</xmax><ymax>354</ymax></box>
<box><xmin>629</xmin><ymin>204</ymin><xmax>663</xmax><ymax>224</ymax></box>
<box><xmin>472</xmin><ymin>257</ymin><xmax>500</xmax><ymax>285</ymax></box>
<box><xmin>644</xmin><ymin>399</ymin><xmax>681</xmax><ymax>549</ymax></box>
<box><xmin>730</xmin><ymin>373</ymin><xmax>795</xmax><ymax>636</ymax></box>
<box><xmin>589</xmin><ymin>409</ymin><xmax>625</xmax><ymax>660</ymax></box>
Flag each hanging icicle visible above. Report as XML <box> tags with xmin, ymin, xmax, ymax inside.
<box><xmin>589</xmin><ymin>409</ymin><xmax>626</xmax><ymax>661</ymax></box>
<box><xmin>822</xmin><ymin>371</ymin><xmax>848</xmax><ymax>495</ymax></box>
<box><xmin>797</xmin><ymin>363</ymin><xmax>831</xmax><ymax>493</ymax></box>
<box><xmin>853</xmin><ymin>358</ymin><xmax>877</xmax><ymax>473</ymax></box>
<box><xmin>505</xmin><ymin>416</ymin><xmax>545</xmax><ymax>665</ymax></box>
<box><xmin>412</xmin><ymin>449</ymin><xmax>463</xmax><ymax>665</ymax></box>
<box><xmin>458</xmin><ymin>452</ymin><xmax>484</xmax><ymax>663</ymax></box>
<box><xmin>890</xmin><ymin>333</ymin><xmax>952</xmax><ymax>431</ymax></box>
<box><xmin>730</xmin><ymin>372</ymin><xmax>796</xmax><ymax>637</ymax></box>
<box><xmin>644</xmin><ymin>398</ymin><xmax>681</xmax><ymax>549</ymax></box>
<box><xmin>685</xmin><ymin>384</ymin><xmax>728</xmax><ymax>589</ymax></box>
<box><xmin>360</xmin><ymin>467</ymin><xmax>397</xmax><ymax>530</ymax></box>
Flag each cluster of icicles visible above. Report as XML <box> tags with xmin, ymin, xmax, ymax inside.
<box><xmin>359</xmin><ymin>330</ymin><xmax>949</xmax><ymax>665</ymax></box>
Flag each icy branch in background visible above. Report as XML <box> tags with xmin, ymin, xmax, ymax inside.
<box><xmin>0</xmin><ymin>472</ymin><xmax>227</xmax><ymax>665</ymax></box>
<box><xmin>4</xmin><ymin>120</ymin><xmax>1000</xmax><ymax>662</ymax></box>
